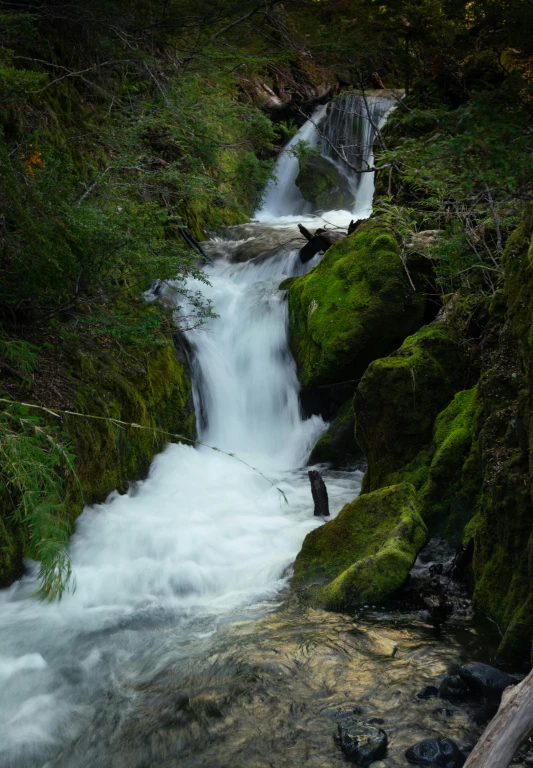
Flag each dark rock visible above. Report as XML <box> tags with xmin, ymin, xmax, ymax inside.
<box><xmin>417</xmin><ymin>685</ymin><xmax>439</xmax><ymax>699</ymax></box>
<box><xmin>458</xmin><ymin>662</ymin><xmax>518</xmax><ymax>702</ymax></box>
<box><xmin>336</xmin><ymin>718</ymin><xmax>387</xmax><ymax>766</ymax></box>
<box><xmin>295</xmin><ymin>154</ymin><xmax>353</xmax><ymax>211</ymax></box>
<box><xmin>438</xmin><ymin>675</ymin><xmax>467</xmax><ymax>700</ymax></box>
<box><xmin>405</xmin><ymin>737</ymin><xmax>465</xmax><ymax>767</ymax></box>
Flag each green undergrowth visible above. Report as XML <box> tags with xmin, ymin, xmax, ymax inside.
<box><xmin>288</xmin><ymin>219</ymin><xmax>428</xmax><ymax>392</ymax></box>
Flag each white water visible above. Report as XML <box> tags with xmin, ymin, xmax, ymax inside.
<box><xmin>256</xmin><ymin>105</ymin><xmax>327</xmax><ymax>220</ymax></box>
<box><xmin>0</xmin><ymin>222</ymin><xmax>361</xmax><ymax>766</ymax></box>
<box><xmin>256</xmin><ymin>93</ymin><xmax>394</xmax><ymax>223</ymax></box>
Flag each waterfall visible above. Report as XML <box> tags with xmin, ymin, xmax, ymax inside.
<box><xmin>0</xmin><ymin>210</ymin><xmax>361</xmax><ymax>767</ymax></box>
<box><xmin>256</xmin><ymin>92</ymin><xmax>395</xmax><ymax>222</ymax></box>
<box><xmin>0</xmin><ymin>91</ymin><xmax>400</xmax><ymax>767</ymax></box>
<box><xmin>320</xmin><ymin>92</ymin><xmax>395</xmax><ymax>219</ymax></box>
<box><xmin>256</xmin><ymin>105</ymin><xmax>327</xmax><ymax>221</ymax></box>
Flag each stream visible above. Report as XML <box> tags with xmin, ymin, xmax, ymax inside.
<box><xmin>0</xmin><ymin>97</ymin><xmax>505</xmax><ymax>767</ymax></box>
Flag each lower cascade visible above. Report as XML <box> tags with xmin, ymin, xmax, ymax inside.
<box><xmin>0</xmin><ymin>97</ymin><xmax>513</xmax><ymax>768</ymax></box>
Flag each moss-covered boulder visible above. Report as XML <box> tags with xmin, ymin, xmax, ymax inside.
<box><xmin>308</xmin><ymin>399</ymin><xmax>361</xmax><ymax>467</ymax></box>
<box><xmin>291</xmin><ymin>483</ymin><xmax>427</xmax><ymax>610</ymax></box>
<box><xmin>288</xmin><ymin>220</ymin><xmax>428</xmax><ymax>393</ymax></box>
<box><xmin>295</xmin><ymin>155</ymin><xmax>353</xmax><ymax>211</ymax></box>
<box><xmin>381</xmin><ymin>387</ymin><xmax>481</xmax><ymax>539</ymax></box>
<box><xmin>354</xmin><ymin>321</ymin><xmax>468</xmax><ymax>493</ymax></box>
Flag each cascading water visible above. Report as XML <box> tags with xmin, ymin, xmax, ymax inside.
<box><xmin>320</xmin><ymin>92</ymin><xmax>395</xmax><ymax>219</ymax></box>
<box><xmin>256</xmin><ymin>105</ymin><xmax>327</xmax><ymax>221</ymax></box>
<box><xmin>256</xmin><ymin>92</ymin><xmax>395</xmax><ymax>223</ymax></box>
<box><xmin>0</xmin><ymin>216</ymin><xmax>361</xmax><ymax>767</ymax></box>
<box><xmin>0</xmin><ymin>95</ymin><xmax>499</xmax><ymax>768</ymax></box>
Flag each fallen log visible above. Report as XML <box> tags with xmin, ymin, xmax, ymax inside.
<box><xmin>463</xmin><ymin>667</ymin><xmax>533</xmax><ymax>768</ymax></box>
<box><xmin>308</xmin><ymin>469</ymin><xmax>330</xmax><ymax>516</ymax></box>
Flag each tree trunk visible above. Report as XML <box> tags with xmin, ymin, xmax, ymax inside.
<box><xmin>463</xmin><ymin>668</ymin><xmax>533</xmax><ymax>768</ymax></box>
<box><xmin>308</xmin><ymin>470</ymin><xmax>330</xmax><ymax>516</ymax></box>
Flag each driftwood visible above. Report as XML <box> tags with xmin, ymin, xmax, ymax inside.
<box><xmin>178</xmin><ymin>226</ymin><xmax>211</xmax><ymax>262</ymax></box>
<box><xmin>308</xmin><ymin>470</ymin><xmax>330</xmax><ymax>516</ymax></box>
<box><xmin>298</xmin><ymin>225</ymin><xmax>345</xmax><ymax>263</ymax></box>
<box><xmin>463</xmin><ymin>667</ymin><xmax>533</xmax><ymax>768</ymax></box>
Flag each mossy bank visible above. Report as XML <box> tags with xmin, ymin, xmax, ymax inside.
<box><xmin>0</xmin><ymin>330</ymin><xmax>195</xmax><ymax>589</ymax></box>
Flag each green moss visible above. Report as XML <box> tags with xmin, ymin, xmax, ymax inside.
<box><xmin>308</xmin><ymin>398</ymin><xmax>360</xmax><ymax>467</ymax></box>
<box><xmin>355</xmin><ymin>321</ymin><xmax>467</xmax><ymax>493</ymax></box>
<box><xmin>291</xmin><ymin>483</ymin><xmax>427</xmax><ymax>610</ymax></box>
<box><xmin>287</xmin><ymin>219</ymin><xmax>427</xmax><ymax>392</ymax></box>
<box><xmin>295</xmin><ymin>155</ymin><xmax>353</xmax><ymax>211</ymax></box>
<box><xmin>0</xmin><ymin>514</ymin><xmax>23</xmax><ymax>588</ymax></box>
<box><xmin>460</xmin><ymin>205</ymin><xmax>533</xmax><ymax>660</ymax></box>
<box><xmin>65</xmin><ymin>339</ymin><xmax>195</xmax><ymax>518</ymax></box>
<box><xmin>417</xmin><ymin>388</ymin><xmax>481</xmax><ymax>537</ymax></box>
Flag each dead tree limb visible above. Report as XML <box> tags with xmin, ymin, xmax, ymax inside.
<box><xmin>299</xmin><ymin>229</ymin><xmax>344</xmax><ymax>263</ymax></box>
<box><xmin>308</xmin><ymin>470</ymin><xmax>330</xmax><ymax>517</ymax></box>
<box><xmin>298</xmin><ymin>223</ymin><xmax>313</xmax><ymax>241</ymax></box>
<box><xmin>463</xmin><ymin>668</ymin><xmax>533</xmax><ymax>768</ymax></box>
<box><xmin>178</xmin><ymin>227</ymin><xmax>211</xmax><ymax>262</ymax></box>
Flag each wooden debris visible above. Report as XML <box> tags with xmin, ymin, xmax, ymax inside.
<box><xmin>308</xmin><ymin>469</ymin><xmax>330</xmax><ymax>516</ymax></box>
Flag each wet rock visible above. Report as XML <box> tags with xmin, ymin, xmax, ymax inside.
<box><xmin>292</xmin><ymin>483</ymin><xmax>427</xmax><ymax>610</ymax></box>
<box><xmin>308</xmin><ymin>398</ymin><xmax>361</xmax><ymax>469</ymax></box>
<box><xmin>295</xmin><ymin>154</ymin><xmax>353</xmax><ymax>211</ymax></box>
<box><xmin>399</xmin><ymin>539</ymin><xmax>470</xmax><ymax>623</ymax></box>
<box><xmin>432</xmin><ymin>707</ymin><xmax>453</xmax><ymax>717</ymax></box>
<box><xmin>458</xmin><ymin>662</ymin><xmax>518</xmax><ymax>702</ymax></box>
<box><xmin>439</xmin><ymin>674</ymin><xmax>467</xmax><ymax>700</ymax></box>
<box><xmin>336</xmin><ymin>718</ymin><xmax>387</xmax><ymax>765</ymax></box>
<box><xmin>417</xmin><ymin>685</ymin><xmax>439</xmax><ymax>699</ymax></box>
<box><xmin>405</xmin><ymin>737</ymin><xmax>465</xmax><ymax>767</ymax></box>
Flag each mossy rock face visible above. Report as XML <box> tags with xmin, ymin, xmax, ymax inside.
<box><xmin>0</xmin><ymin>513</ymin><xmax>23</xmax><ymax>588</ymax></box>
<box><xmin>295</xmin><ymin>155</ymin><xmax>353</xmax><ymax>211</ymax></box>
<box><xmin>291</xmin><ymin>483</ymin><xmax>427</xmax><ymax>610</ymax></box>
<box><xmin>308</xmin><ymin>398</ymin><xmax>361</xmax><ymax>468</ymax></box>
<box><xmin>354</xmin><ymin>321</ymin><xmax>468</xmax><ymax>494</ymax></box>
<box><xmin>66</xmin><ymin>335</ymin><xmax>195</xmax><ymax>517</ymax></box>
<box><xmin>288</xmin><ymin>220</ymin><xmax>427</xmax><ymax>393</ymax></box>
<box><xmin>461</xmin><ymin>207</ymin><xmax>533</xmax><ymax>660</ymax></box>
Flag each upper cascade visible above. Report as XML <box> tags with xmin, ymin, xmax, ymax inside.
<box><xmin>256</xmin><ymin>91</ymin><xmax>397</xmax><ymax>223</ymax></box>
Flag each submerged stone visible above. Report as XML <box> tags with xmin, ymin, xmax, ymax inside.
<box><xmin>336</xmin><ymin>718</ymin><xmax>387</xmax><ymax>765</ymax></box>
<box><xmin>405</xmin><ymin>737</ymin><xmax>465</xmax><ymax>767</ymax></box>
<box><xmin>417</xmin><ymin>685</ymin><xmax>439</xmax><ymax>699</ymax></box>
<box><xmin>292</xmin><ymin>483</ymin><xmax>427</xmax><ymax>610</ymax></box>
<box><xmin>438</xmin><ymin>675</ymin><xmax>467</xmax><ymax>700</ymax></box>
